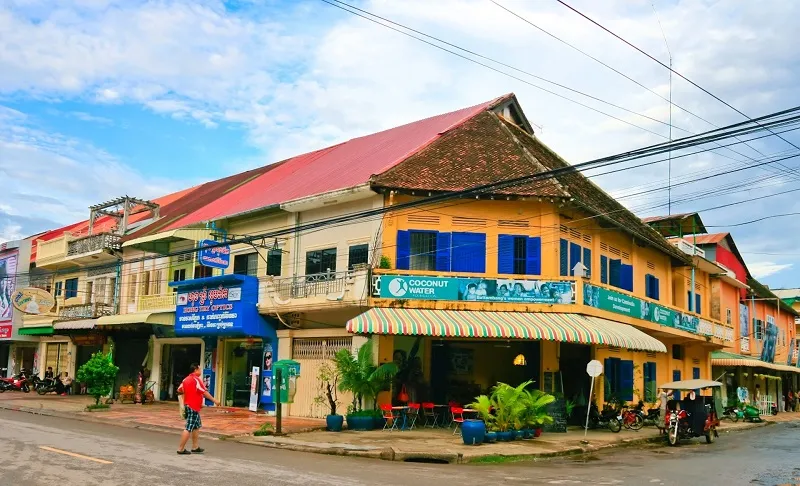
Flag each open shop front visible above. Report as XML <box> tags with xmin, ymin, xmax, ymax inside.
<box><xmin>347</xmin><ymin>308</ymin><xmax>667</xmax><ymax>420</ymax></box>
<box><xmin>171</xmin><ymin>274</ymin><xmax>279</xmax><ymax>412</ymax></box>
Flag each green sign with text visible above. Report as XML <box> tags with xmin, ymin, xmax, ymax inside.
<box><xmin>583</xmin><ymin>283</ymin><xmax>698</xmax><ymax>333</ymax></box>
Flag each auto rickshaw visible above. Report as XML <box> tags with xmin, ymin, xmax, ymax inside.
<box><xmin>660</xmin><ymin>379</ymin><xmax>722</xmax><ymax>446</ymax></box>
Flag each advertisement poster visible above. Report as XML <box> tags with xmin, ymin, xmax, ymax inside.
<box><xmin>249</xmin><ymin>366</ymin><xmax>260</xmax><ymax>412</ymax></box>
<box><xmin>787</xmin><ymin>339</ymin><xmax>795</xmax><ymax>366</ymax></box>
<box><xmin>584</xmin><ymin>283</ymin><xmax>699</xmax><ymax>334</ymax></box>
<box><xmin>0</xmin><ymin>253</ymin><xmax>18</xmax><ymax>321</ymax></box>
<box><xmin>259</xmin><ymin>343</ymin><xmax>275</xmax><ymax>411</ymax></box>
<box><xmin>761</xmin><ymin>317</ymin><xmax>778</xmax><ymax>363</ymax></box>
<box><xmin>379</xmin><ymin>275</ymin><xmax>575</xmax><ymax>304</ymax></box>
<box><xmin>739</xmin><ymin>304</ymin><xmax>749</xmax><ymax>338</ymax></box>
<box><xmin>202</xmin><ymin>346</ymin><xmax>216</xmax><ymax>407</ymax></box>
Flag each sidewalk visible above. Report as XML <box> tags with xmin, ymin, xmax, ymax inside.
<box><xmin>240</xmin><ymin>413</ymin><xmax>800</xmax><ymax>463</ymax></box>
<box><xmin>0</xmin><ymin>393</ymin><xmax>324</xmax><ymax>438</ymax></box>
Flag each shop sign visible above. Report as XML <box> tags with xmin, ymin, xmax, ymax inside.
<box><xmin>378</xmin><ymin>275</ymin><xmax>576</xmax><ymax>304</ymax></box>
<box><xmin>1</xmin><ymin>253</ymin><xmax>18</xmax><ymax>321</ymax></box>
<box><xmin>583</xmin><ymin>283</ymin><xmax>699</xmax><ymax>333</ymax></box>
<box><xmin>11</xmin><ymin>287</ymin><xmax>55</xmax><ymax>315</ymax></box>
<box><xmin>0</xmin><ymin>324</ymin><xmax>11</xmax><ymax>339</ymax></box>
<box><xmin>760</xmin><ymin>318</ymin><xmax>778</xmax><ymax>363</ymax></box>
<box><xmin>70</xmin><ymin>334</ymin><xmax>105</xmax><ymax>346</ymax></box>
<box><xmin>197</xmin><ymin>240</ymin><xmax>230</xmax><ymax>269</ymax></box>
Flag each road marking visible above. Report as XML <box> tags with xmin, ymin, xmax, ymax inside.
<box><xmin>39</xmin><ymin>446</ymin><xmax>113</xmax><ymax>464</ymax></box>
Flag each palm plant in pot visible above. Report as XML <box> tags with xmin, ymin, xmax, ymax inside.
<box><xmin>490</xmin><ymin>381</ymin><xmax>531</xmax><ymax>441</ymax></box>
<box><xmin>314</xmin><ymin>361</ymin><xmax>343</xmax><ymax>432</ymax></box>
<box><xmin>334</xmin><ymin>342</ymin><xmax>398</xmax><ymax>431</ymax></box>
<box><xmin>523</xmin><ymin>389</ymin><xmax>555</xmax><ymax>438</ymax></box>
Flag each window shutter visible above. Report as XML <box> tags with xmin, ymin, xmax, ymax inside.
<box><xmin>620</xmin><ymin>360</ymin><xmax>634</xmax><ymax>401</ymax></box>
<box><xmin>497</xmin><ymin>235</ymin><xmax>514</xmax><ymax>274</ymax></box>
<box><xmin>619</xmin><ymin>264</ymin><xmax>633</xmax><ymax>292</ymax></box>
<box><xmin>435</xmin><ymin>232</ymin><xmax>452</xmax><ymax>272</ymax></box>
<box><xmin>672</xmin><ymin>370</ymin><xmax>682</xmax><ymax>400</ymax></box>
<box><xmin>569</xmin><ymin>242</ymin><xmax>581</xmax><ymax>276</ymax></box>
<box><xmin>559</xmin><ymin>239</ymin><xmax>569</xmax><ymax>276</ymax></box>
<box><xmin>604</xmin><ymin>358</ymin><xmax>614</xmax><ymax>396</ymax></box>
<box><xmin>692</xmin><ymin>367</ymin><xmax>701</xmax><ymax>379</ymax></box>
<box><xmin>600</xmin><ymin>255</ymin><xmax>608</xmax><ymax>284</ymax></box>
<box><xmin>451</xmin><ymin>232</ymin><xmax>486</xmax><ymax>273</ymax></box>
<box><xmin>526</xmin><ymin>236</ymin><xmax>542</xmax><ymax>275</ymax></box>
<box><xmin>644</xmin><ymin>274</ymin><xmax>652</xmax><ymax>298</ymax></box>
<box><xmin>653</xmin><ymin>276</ymin><xmax>660</xmax><ymax>301</ymax></box>
<box><xmin>609</xmin><ymin>259</ymin><xmax>621</xmax><ymax>287</ymax></box>
<box><xmin>582</xmin><ymin>247</ymin><xmax>592</xmax><ymax>277</ymax></box>
<box><xmin>396</xmin><ymin>230</ymin><xmax>410</xmax><ymax>270</ymax></box>
<box><xmin>695</xmin><ymin>294</ymin><xmax>702</xmax><ymax>314</ymax></box>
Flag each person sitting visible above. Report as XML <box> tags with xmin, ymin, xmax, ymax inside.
<box><xmin>54</xmin><ymin>373</ymin><xmax>66</xmax><ymax>395</ymax></box>
<box><xmin>61</xmin><ymin>372</ymin><xmax>73</xmax><ymax>396</ymax></box>
<box><xmin>44</xmin><ymin>367</ymin><xmax>54</xmax><ymax>380</ymax></box>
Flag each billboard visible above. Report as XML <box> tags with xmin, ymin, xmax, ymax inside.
<box><xmin>739</xmin><ymin>303</ymin><xmax>749</xmax><ymax>338</ymax></box>
<box><xmin>760</xmin><ymin>316</ymin><xmax>778</xmax><ymax>363</ymax></box>
<box><xmin>0</xmin><ymin>252</ymin><xmax>18</xmax><ymax>321</ymax></box>
<box><xmin>378</xmin><ymin>275</ymin><xmax>575</xmax><ymax>304</ymax></box>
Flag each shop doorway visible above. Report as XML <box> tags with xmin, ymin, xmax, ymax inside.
<box><xmin>160</xmin><ymin>344</ymin><xmax>201</xmax><ymax>400</ymax></box>
<box><xmin>13</xmin><ymin>345</ymin><xmax>34</xmax><ymax>375</ymax></box>
<box><xmin>559</xmin><ymin>343</ymin><xmax>591</xmax><ymax>403</ymax></box>
<box><xmin>113</xmin><ymin>337</ymin><xmax>149</xmax><ymax>391</ymax></box>
<box><xmin>223</xmin><ymin>340</ymin><xmax>262</xmax><ymax>408</ymax></box>
<box><xmin>76</xmin><ymin>345</ymin><xmax>103</xmax><ymax>375</ymax></box>
<box><xmin>0</xmin><ymin>344</ymin><xmax>9</xmax><ymax>377</ymax></box>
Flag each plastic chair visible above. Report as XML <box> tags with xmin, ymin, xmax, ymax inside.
<box><xmin>380</xmin><ymin>404</ymin><xmax>398</xmax><ymax>431</ymax></box>
<box><xmin>422</xmin><ymin>402</ymin><xmax>438</xmax><ymax>428</ymax></box>
<box><xmin>406</xmin><ymin>403</ymin><xmax>421</xmax><ymax>429</ymax></box>
<box><xmin>451</xmin><ymin>407</ymin><xmax>465</xmax><ymax>435</ymax></box>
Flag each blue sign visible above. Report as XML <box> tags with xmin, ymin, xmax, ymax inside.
<box><xmin>197</xmin><ymin>239</ymin><xmax>231</xmax><ymax>269</ymax></box>
<box><xmin>379</xmin><ymin>275</ymin><xmax>575</xmax><ymax>304</ymax></box>
<box><xmin>170</xmin><ymin>275</ymin><xmax>273</xmax><ymax>338</ymax></box>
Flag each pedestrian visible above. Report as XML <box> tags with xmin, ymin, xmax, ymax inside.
<box><xmin>177</xmin><ymin>363</ymin><xmax>220</xmax><ymax>455</ymax></box>
<box><xmin>657</xmin><ymin>387</ymin><xmax>672</xmax><ymax>431</ymax></box>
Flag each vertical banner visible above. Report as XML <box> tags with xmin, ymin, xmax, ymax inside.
<box><xmin>202</xmin><ymin>337</ymin><xmax>216</xmax><ymax>406</ymax></box>
<box><xmin>249</xmin><ymin>366</ymin><xmax>260</xmax><ymax>412</ymax></box>
<box><xmin>259</xmin><ymin>342</ymin><xmax>275</xmax><ymax>411</ymax></box>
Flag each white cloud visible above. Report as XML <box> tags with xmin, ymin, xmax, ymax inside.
<box><xmin>749</xmin><ymin>262</ymin><xmax>794</xmax><ymax>279</ymax></box>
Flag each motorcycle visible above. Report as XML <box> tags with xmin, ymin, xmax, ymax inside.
<box><xmin>36</xmin><ymin>378</ymin><xmax>62</xmax><ymax>395</ymax></box>
<box><xmin>742</xmin><ymin>403</ymin><xmax>762</xmax><ymax>422</ymax></box>
<box><xmin>620</xmin><ymin>405</ymin><xmax>644</xmax><ymax>430</ymax></box>
<box><xmin>0</xmin><ymin>370</ymin><xmax>31</xmax><ymax>393</ymax></box>
<box><xmin>635</xmin><ymin>401</ymin><xmax>662</xmax><ymax>427</ymax></box>
<box><xmin>587</xmin><ymin>402</ymin><xmax>622</xmax><ymax>433</ymax></box>
<box><xmin>722</xmin><ymin>405</ymin><xmax>743</xmax><ymax>422</ymax></box>
<box><xmin>662</xmin><ymin>379</ymin><xmax>721</xmax><ymax>446</ymax></box>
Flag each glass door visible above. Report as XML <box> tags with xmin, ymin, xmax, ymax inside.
<box><xmin>224</xmin><ymin>340</ymin><xmax>262</xmax><ymax>407</ymax></box>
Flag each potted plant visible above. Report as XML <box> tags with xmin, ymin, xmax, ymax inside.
<box><xmin>334</xmin><ymin>342</ymin><xmax>398</xmax><ymax>431</ymax></box>
<box><xmin>77</xmin><ymin>352</ymin><xmax>119</xmax><ymax>409</ymax></box>
<box><xmin>314</xmin><ymin>361</ymin><xmax>343</xmax><ymax>432</ymax></box>
<box><xmin>489</xmin><ymin>381</ymin><xmax>530</xmax><ymax>441</ymax></box>
<box><xmin>378</xmin><ymin>256</ymin><xmax>391</xmax><ymax>269</ymax></box>
<box><xmin>523</xmin><ymin>389</ymin><xmax>555</xmax><ymax>438</ymax></box>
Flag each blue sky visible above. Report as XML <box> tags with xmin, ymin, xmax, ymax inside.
<box><xmin>2</xmin><ymin>0</ymin><xmax>800</xmax><ymax>287</ymax></box>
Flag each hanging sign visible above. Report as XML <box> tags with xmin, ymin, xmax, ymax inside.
<box><xmin>11</xmin><ymin>287</ymin><xmax>55</xmax><ymax>315</ymax></box>
<box><xmin>197</xmin><ymin>240</ymin><xmax>230</xmax><ymax>269</ymax></box>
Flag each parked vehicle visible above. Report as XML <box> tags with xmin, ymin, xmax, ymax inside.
<box><xmin>587</xmin><ymin>402</ymin><xmax>622</xmax><ymax>433</ymax></box>
<box><xmin>621</xmin><ymin>405</ymin><xmax>644</xmax><ymax>430</ymax></box>
<box><xmin>635</xmin><ymin>401</ymin><xmax>662</xmax><ymax>427</ymax></box>
<box><xmin>36</xmin><ymin>378</ymin><xmax>61</xmax><ymax>395</ymax></box>
<box><xmin>0</xmin><ymin>370</ymin><xmax>31</xmax><ymax>393</ymax></box>
<box><xmin>742</xmin><ymin>403</ymin><xmax>762</xmax><ymax>422</ymax></box>
<box><xmin>722</xmin><ymin>405</ymin><xmax>743</xmax><ymax>422</ymax></box>
<box><xmin>661</xmin><ymin>379</ymin><xmax>721</xmax><ymax>446</ymax></box>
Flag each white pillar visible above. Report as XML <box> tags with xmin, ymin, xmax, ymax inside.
<box><xmin>151</xmin><ymin>337</ymin><xmax>162</xmax><ymax>401</ymax></box>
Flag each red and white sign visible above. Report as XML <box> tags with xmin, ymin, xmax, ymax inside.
<box><xmin>0</xmin><ymin>325</ymin><xmax>12</xmax><ymax>339</ymax></box>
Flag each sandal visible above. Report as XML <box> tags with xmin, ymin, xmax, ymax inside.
<box><xmin>191</xmin><ymin>448</ymin><xmax>204</xmax><ymax>454</ymax></box>
<box><xmin>177</xmin><ymin>449</ymin><xmax>191</xmax><ymax>455</ymax></box>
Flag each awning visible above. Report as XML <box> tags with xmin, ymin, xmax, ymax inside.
<box><xmin>346</xmin><ymin>308</ymin><xmax>667</xmax><ymax>353</ymax></box>
<box><xmin>54</xmin><ymin>319</ymin><xmax>97</xmax><ymax>330</ymax></box>
<box><xmin>18</xmin><ymin>326</ymin><xmax>54</xmax><ymax>336</ymax></box>
<box><xmin>97</xmin><ymin>312</ymin><xmax>174</xmax><ymax>326</ymax></box>
<box><xmin>712</xmin><ymin>350</ymin><xmax>800</xmax><ymax>373</ymax></box>
<box><xmin>121</xmin><ymin>228</ymin><xmax>213</xmax><ymax>253</ymax></box>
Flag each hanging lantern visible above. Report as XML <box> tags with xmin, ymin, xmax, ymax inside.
<box><xmin>513</xmin><ymin>354</ymin><xmax>527</xmax><ymax>366</ymax></box>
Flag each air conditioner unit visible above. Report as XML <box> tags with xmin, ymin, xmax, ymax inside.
<box><xmin>672</xmin><ymin>239</ymin><xmax>705</xmax><ymax>258</ymax></box>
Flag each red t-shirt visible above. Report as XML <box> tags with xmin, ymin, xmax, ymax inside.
<box><xmin>180</xmin><ymin>374</ymin><xmax>207</xmax><ymax>412</ymax></box>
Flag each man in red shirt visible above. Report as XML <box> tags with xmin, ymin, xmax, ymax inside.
<box><xmin>177</xmin><ymin>363</ymin><xmax>220</xmax><ymax>455</ymax></box>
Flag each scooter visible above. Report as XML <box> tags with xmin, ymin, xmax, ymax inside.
<box><xmin>722</xmin><ymin>405</ymin><xmax>744</xmax><ymax>422</ymax></box>
<box><xmin>635</xmin><ymin>401</ymin><xmax>662</xmax><ymax>427</ymax></box>
<box><xmin>36</xmin><ymin>378</ymin><xmax>63</xmax><ymax>395</ymax></box>
<box><xmin>742</xmin><ymin>404</ymin><xmax>762</xmax><ymax>422</ymax></box>
<box><xmin>587</xmin><ymin>402</ymin><xmax>622</xmax><ymax>433</ymax></box>
<box><xmin>0</xmin><ymin>370</ymin><xmax>31</xmax><ymax>393</ymax></box>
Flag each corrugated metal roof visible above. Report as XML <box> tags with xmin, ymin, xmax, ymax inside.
<box><xmin>684</xmin><ymin>233</ymin><xmax>728</xmax><ymax>245</ymax></box>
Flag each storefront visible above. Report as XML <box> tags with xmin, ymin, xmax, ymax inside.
<box><xmin>171</xmin><ymin>274</ymin><xmax>278</xmax><ymax>411</ymax></box>
<box><xmin>712</xmin><ymin>350</ymin><xmax>800</xmax><ymax>413</ymax></box>
<box><xmin>153</xmin><ymin>336</ymin><xmax>203</xmax><ymax>401</ymax></box>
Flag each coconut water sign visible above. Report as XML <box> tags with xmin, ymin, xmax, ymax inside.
<box><xmin>381</xmin><ymin>276</ymin><xmax>458</xmax><ymax>300</ymax></box>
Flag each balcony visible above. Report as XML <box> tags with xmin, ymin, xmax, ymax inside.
<box><xmin>35</xmin><ymin>234</ymin><xmax>74</xmax><ymax>269</ymax></box>
<box><xmin>370</xmin><ymin>269</ymin><xmax>732</xmax><ymax>345</ymax></box>
<box><xmin>58</xmin><ymin>302</ymin><xmax>116</xmax><ymax>320</ymax></box>
<box><xmin>137</xmin><ymin>293</ymin><xmax>177</xmax><ymax>312</ymax></box>
<box><xmin>259</xmin><ymin>268</ymin><xmax>370</xmax><ymax>313</ymax></box>
<box><xmin>65</xmin><ymin>233</ymin><xmax>121</xmax><ymax>266</ymax></box>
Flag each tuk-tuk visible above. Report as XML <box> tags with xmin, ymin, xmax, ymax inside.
<box><xmin>660</xmin><ymin>379</ymin><xmax>722</xmax><ymax>446</ymax></box>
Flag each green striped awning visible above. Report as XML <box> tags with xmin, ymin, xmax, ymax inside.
<box><xmin>346</xmin><ymin>308</ymin><xmax>666</xmax><ymax>353</ymax></box>
<box><xmin>18</xmin><ymin>326</ymin><xmax>54</xmax><ymax>336</ymax></box>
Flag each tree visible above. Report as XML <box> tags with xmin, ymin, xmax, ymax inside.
<box><xmin>77</xmin><ymin>352</ymin><xmax>119</xmax><ymax>405</ymax></box>
<box><xmin>334</xmin><ymin>341</ymin><xmax>398</xmax><ymax>411</ymax></box>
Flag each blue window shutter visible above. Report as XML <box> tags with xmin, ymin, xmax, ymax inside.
<box><xmin>604</xmin><ymin>358</ymin><xmax>614</xmax><ymax>396</ymax></box>
<box><xmin>644</xmin><ymin>274</ymin><xmax>652</xmax><ymax>298</ymax></box>
<box><xmin>583</xmin><ymin>247</ymin><xmax>592</xmax><ymax>277</ymax></box>
<box><xmin>526</xmin><ymin>237</ymin><xmax>542</xmax><ymax>275</ymax></box>
<box><xmin>600</xmin><ymin>255</ymin><xmax>608</xmax><ymax>284</ymax></box>
<box><xmin>620</xmin><ymin>264</ymin><xmax>633</xmax><ymax>292</ymax></box>
<box><xmin>559</xmin><ymin>239</ymin><xmax>569</xmax><ymax>276</ymax></box>
<box><xmin>498</xmin><ymin>235</ymin><xmax>514</xmax><ymax>274</ymax></box>
<box><xmin>672</xmin><ymin>370</ymin><xmax>681</xmax><ymax>400</ymax></box>
<box><xmin>396</xmin><ymin>230</ymin><xmax>410</xmax><ymax>270</ymax></box>
<box><xmin>569</xmin><ymin>242</ymin><xmax>581</xmax><ymax>276</ymax></box>
<box><xmin>435</xmin><ymin>232</ymin><xmax>452</xmax><ymax>272</ymax></box>
<box><xmin>692</xmin><ymin>367</ymin><xmax>701</xmax><ymax>380</ymax></box>
<box><xmin>696</xmin><ymin>294</ymin><xmax>702</xmax><ymax>314</ymax></box>
<box><xmin>620</xmin><ymin>360</ymin><xmax>634</xmax><ymax>401</ymax></box>
<box><xmin>609</xmin><ymin>259</ymin><xmax>621</xmax><ymax>288</ymax></box>
<box><xmin>654</xmin><ymin>277</ymin><xmax>660</xmax><ymax>300</ymax></box>
<box><xmin>451</xmin><ymin>232</ymin><xmax>486</xmax><ymax>273</ymax></box>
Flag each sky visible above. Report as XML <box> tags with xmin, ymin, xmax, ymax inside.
<box><xmin>1</xmin><ymin>0</ymin><xmax>800</xmax><ymax>287</ymax></box>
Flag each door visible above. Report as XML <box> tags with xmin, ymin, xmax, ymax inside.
<box><xmin>673</xmin><ymin>370</ymin><xmax>681</xmax><ymax>400</ymax></box>
<box><xmin>171</xmin><ymin>344</ymin><xmax>201</xmax><ymax>399</ymax></box>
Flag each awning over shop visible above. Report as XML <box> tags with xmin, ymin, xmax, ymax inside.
<box><xmin>97</xmin><ymin>312</ymin><xmax>175</xmax><ymax>326</ymax></box>
<box><xmin>711</xmin><ymin>350</ymin><xmax>800</xmax><ymax>373</ymax></box>
<box><xmin>18</xmin><ymin>326</ymin><xmax>54</xmax><ymax>336</ymax></box>
<box><xmin>53</xmin><ymin>319</ymin><xmax>97</xmax><ymax>330</ymax></box>
<box><xmin>121</xmin><ymin>228</ymin><xmax>213</xmax><ymax>253</ymax></box>
<box><xmin>346</xmin><ymin>308</ymin><xmax>667</xmax><ymax>353</ymax></box>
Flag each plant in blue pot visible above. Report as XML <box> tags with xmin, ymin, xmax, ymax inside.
<box><xmin>314</xmin><ymin>361</ymin><xmax>343</xmax><ymax>432</ymax></box>
<box><xmin>490</xmin><ymin>381</ymin><xmax>532</xmax><ymax>441</ymax></box>
<box><xmin>334</xmin><ymin>342</ymin><xmax>398</xmax><ymax>431</ymax></box>
<box><xmin>522</xmin><ymin>389</ymin><xmax>555</xmax><ymax>439</ymax></box>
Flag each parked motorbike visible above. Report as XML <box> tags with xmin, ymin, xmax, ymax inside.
<box><xmin>663</xmin><ymin>380</ymin><xmax>721</xmax><ymax>446</ymax></box>
<box><xmin>722</xmin><ymin>405</ymin><xmax>743</xmax><ymax>422</ymax></box>
<box><xmin>621</xmin><ymin>405</ymin><xmax>644</xmax><ymax>430</ymax></box>
<box><xmin>587</xmin><ymin>402</ymin><xmax>622</xmax><ymax>433</ymax></box>
<box><xmin>0</xmin><ymin>370</ymin><xmax>31</xmax><ymax>393</ymax></box>
<box><xmin>36</xmin><ymin>378</ymin><xmax>62</xmax><ymax>395</ymax></box>
<box><xmin>635</xmin><ymin>401</ymin><xmax>662</xmax><ymax>427</ymax></box>
<box><xmin>742</xmin><ymin>404</ymin><xmax>762</xmax><ymax>422</ymax></box>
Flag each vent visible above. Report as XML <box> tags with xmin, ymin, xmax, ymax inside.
<box><xmin>560</xmin><ymin>225</ymin><xmax>569</xmax><ymax>234</ymax></box>
<box><xmin>175</xmin><ymin>252</ymin><xmax>193</xmax><ymax>263</ymax></box>
<box><xmin>291</xmin><ymin>337</ymin><xmax>353</xmax><ymax>360</ymax></box>
<box><xmin>647</xmin><ymin>261</ymin><xmax>656</xmax><ymax>270</ymax></box>
<box><xmin>452</xmin><ymin>216</ymin><xmax>487</xmax><ymax>228</ymax></box>
<box><xmin>621</xmin><ymin>251</ymin><xmax>631</xmax><ymax>260</ymax></box>
<box><xmin>608</xmin><ymin>346</ymin><xmax>621</xmax><ymax>353</ymax></box>
<box><xmin>498</xmin><ymin>219</ymin><xmax>530</xmax><ymax>228</ymax></box>
<box><xmin>407</xmin><ymin>214</ymin><xmax>440</xmax><ymax>225</ymax></box>
<box><xmin>692</xmin><ymin>358</ymin><xmax>700</xmax><ymax>365</ymax></box>
<box><xmin>583</xmin><ymin>234</ymin><xmax>592</xmax><ymax>244</ymax></box>
<box><xmin>608</xmin><ymin>246</ymin><xmax>621</xmax><ymax>257</ymax></box>
<box><xmin>569</xmin><ymin>229</ymin><xmax>581</xmax><ymax>239</ymax></box>
<box><xmin>646</xmin><ymin>352</ymin><xmax>657</xmax><ymax>358</ymax></box>
<box><xmin>600</xmin><ymin>242</ymin><xmax>609</xmax><ymax>251</ymax></box>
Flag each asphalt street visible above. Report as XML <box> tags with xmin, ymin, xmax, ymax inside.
<box><xmin>0</xmin><ymin>409</ymin><xmax>798</xmax><ymax>485</ymax></box>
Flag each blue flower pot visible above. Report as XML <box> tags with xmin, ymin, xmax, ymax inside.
<box><xmin>497</xmin><ymin>431</ymin><xmax>513</xmax><ymax>442</ymax></box>
<box><xmin>326</xmin><ymin>415</ymin><xmax>344</xmax><ymax>432</ymax></box>
<box><xmin>521</xmin><ymin>429</ymin><xmax>532</xmax><ymax>439</ymax></box>
<box><xmin>461</xmin><ymin>419</ymin><xmax>486</xmax><ymax>445</ymax></box>
<box><xmin>485</xmin><ymin>431</ymin><xmax>497</xmax><ymax>443</ymax></box>
<box><xmin>346</xmin><ymin>415</ymin><xmax>374</xmax><ymax>431</ymax></box>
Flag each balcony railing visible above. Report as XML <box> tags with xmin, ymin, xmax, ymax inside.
<box><xmin>67</xmin><ymin>233</ymin><xmax>121</xmax><ymax>257</ymax></box>
<box><xmin>273</xmin><ymin>272</ymin><xmax>347</xmax><ymax>300</ymax></box>
<box><xmin>137</xmin><ymin>293</ymin><xmax>177</xmax><ymax>312</ymax></box>
<box><xmin>58</xmin><ymin>302</ymin><xmax>116</xmax><ymax>320</ymax></box>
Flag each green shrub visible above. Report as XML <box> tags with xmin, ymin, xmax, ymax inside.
<box><xmin>76</xmin><ymin>352</ymin><xmax>119</xmax><ymax>406</ymax></box>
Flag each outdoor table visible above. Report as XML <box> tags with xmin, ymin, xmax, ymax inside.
<box><xmin>392</xmin><ymin>406</ymin><xmax>410</xmax><ymax>430</ymax></box>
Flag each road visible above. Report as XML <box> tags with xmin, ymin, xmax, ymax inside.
<box><xmin>0</xmin><ymin>409</ymin><xmax>798</xmax><ymax>485</ymax></box>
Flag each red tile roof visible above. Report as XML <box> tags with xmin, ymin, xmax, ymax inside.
<box><xmin>683</xmin><ymin>233</ymin><xmax>728</xmax><ymax>245</ymax></box>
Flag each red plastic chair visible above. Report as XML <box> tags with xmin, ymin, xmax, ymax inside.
<box><xmin>407</xmin><ymin>403</ymin><xmax>421</xmax><ymax>429</ymax></box>
<box><xmin>422</xmin><ymin>402</ymin><xmax>438</xmax><ymax>428</ymax></box>
<box><xmin>380</xmin><ymin>404</ymin><xmax>398</xmax><ymax>431</ymax></box>
<box><xmin>450</xmin><ymin>407</ymin><xmax>465</xmax><ymax>435</ymax></box>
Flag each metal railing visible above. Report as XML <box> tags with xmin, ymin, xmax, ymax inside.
<box><xmin>271</xmin><ymin>271</ymin><xmax>348</xmax><ymax>300</ymax></box>
<box><xmin>58</xmin><ymin>302</ymin><xmax>116</xmax><ymax>320</ymax></box>
<box><xmin>137</xmin><ymin>293</ymin><xmax>177</xmax><ymax>312</ymax></box>
<box><xmin>67</xmin><ymin>233</ymin><xmax>121</xmax><ymax>257</ymax></box>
